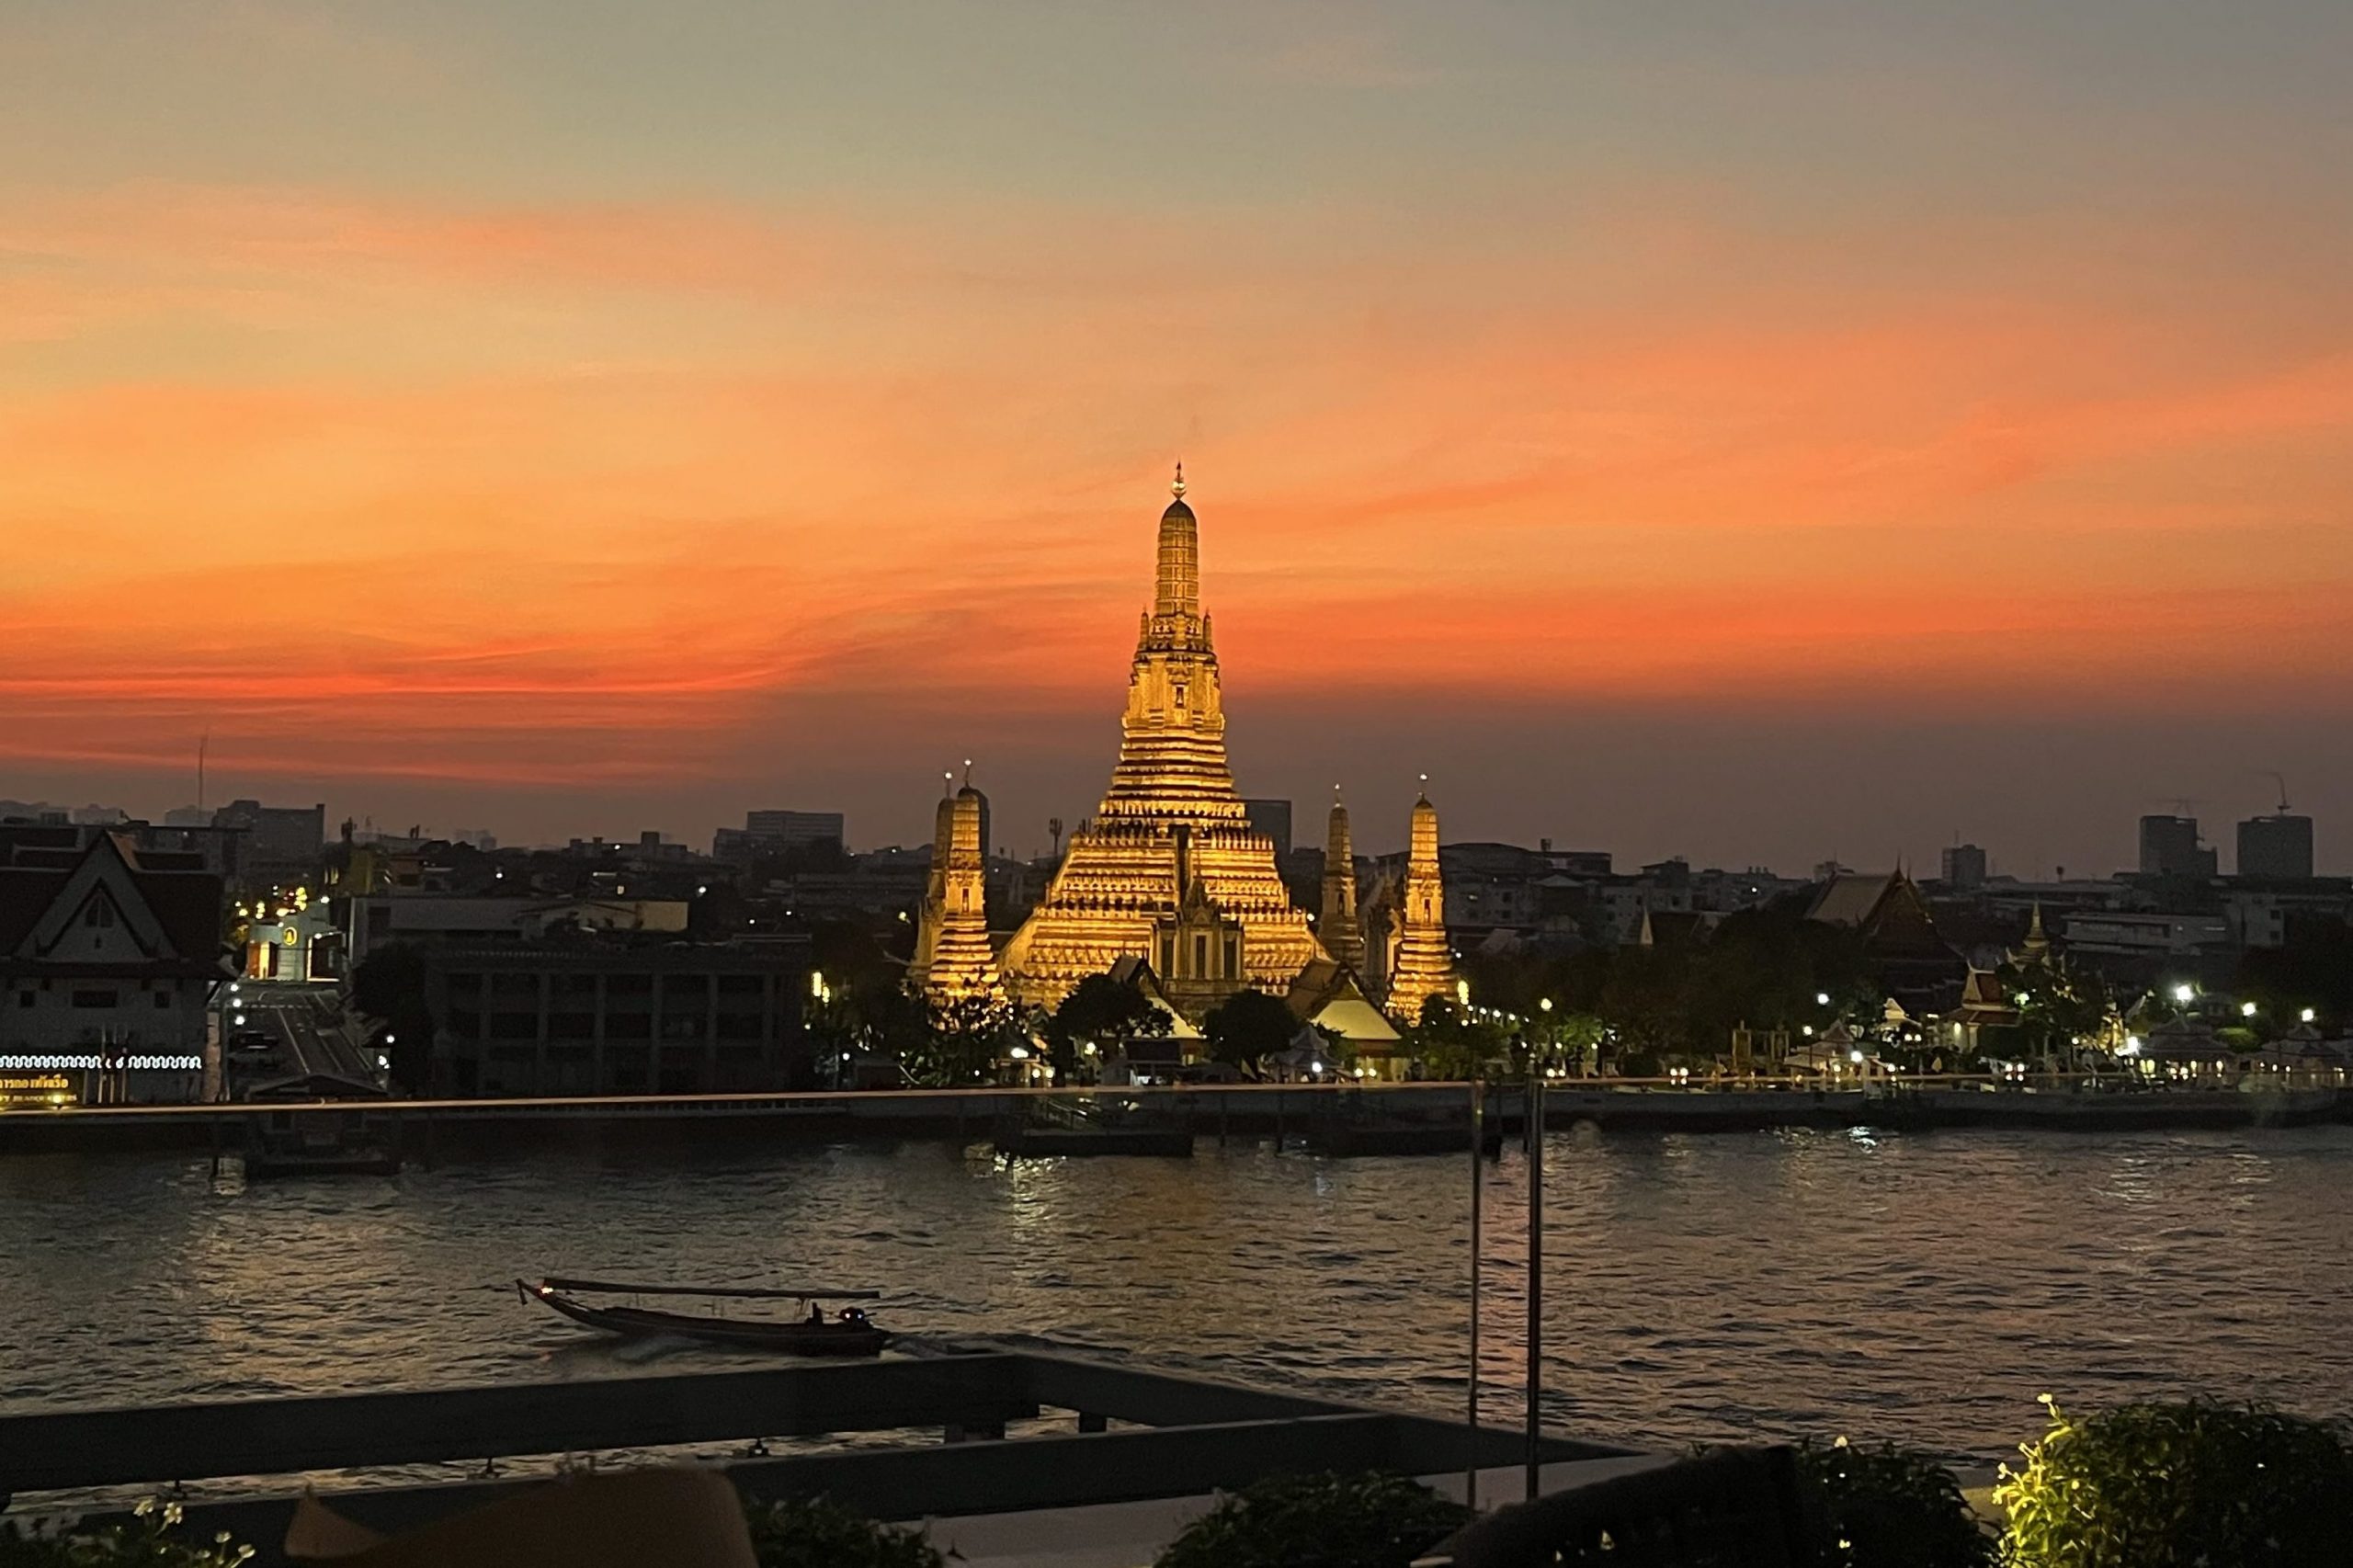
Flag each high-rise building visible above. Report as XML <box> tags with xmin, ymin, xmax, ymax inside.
<box><xmin>743</xmin><ymin>811</ymin><xmax>846</xmax><ymax>852</ymax></box>
<box><xmin>2139</xmin><ymin>814</ymin><xmax>2217</xmax><ymax>878</ymax></box>
<box><xmin>2237</xmin><ymin>813</ymin><xmax>2314</xmax><ymax>880</ymax></box>
<box><xmin>1940</xmin><ymin>843</ymin><xmax>1988</xmax><ymax>889</ymax></box>
<box><xmin>210</xmin><ymin>800</ymin><xmax>325</xmax><ymax>888</ymax></box>
<box><xmin>997</xmin><ymin>468</ymin><xmax>1324</xmax><ymax>1018</ymax></box>
<box><xmin>1241</xmin><ymin>799</ymin><xmax>1293</xmax><ymax>859</ymax></box>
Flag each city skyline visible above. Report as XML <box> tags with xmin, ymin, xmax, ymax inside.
<box><xmin>4</xmin><ymin>1</ymin><xmax>2349</xmax><ymax>870</ymax></box>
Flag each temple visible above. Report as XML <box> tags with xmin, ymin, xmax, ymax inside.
<box><xmin>1318</xmin><ymin>789</ymin><xmax>1365</xmax><ymax>972</ymax></box>
<box><xmin>1381</xmin><ymin>786</ymin><xmax>1456</xmax><ymax>1024</ymax></box>
<box><xmin>909</xmin><ymin>773</ymin><xmax>1001</xmax><ymax>1006</ymax></box>
<box><xmin>998</xmin><ymin>468</ymin><xmax>1327</xmax><ymax>1019</ymax></box>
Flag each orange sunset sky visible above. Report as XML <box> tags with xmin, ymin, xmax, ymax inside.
<box><xmin>3</xmin><ymin>2</ymin><xmax>2349</xmax><ymax>871</ymax></box>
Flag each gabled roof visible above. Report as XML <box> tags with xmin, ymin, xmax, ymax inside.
<box><xmin>1805</xmin><ymin>872</ymin><xmax>1896</xmax><ymax>927</ymax></box>
<box><xmin>0</xmin><ymin>834</ymin><xmax>225</xmax><ymax>975</ymax></box>
<box><xmin>1102</xmin><ymin>955</ymin><xmax>1201</xmax><ymax>1038</ymax></box>
<box><xmin>1304</xmin><ymin>993</ymin><xmax>1403</xmax><ymax>1046</ymax></box>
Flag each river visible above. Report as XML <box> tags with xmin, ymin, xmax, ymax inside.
<box><xmin>3</xmin><ymin>1124</ymin><xmax>2347</xmax><ymax>1471</ymax></box>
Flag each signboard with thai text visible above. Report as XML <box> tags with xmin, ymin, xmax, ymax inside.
<box><xmin>0</xmin><ymin>1073</ymin><xmax>77</xmax><ymax>1109</ymax></box>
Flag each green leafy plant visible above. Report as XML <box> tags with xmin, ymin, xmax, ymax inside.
<box><xmin>1154</xmin><ymin>1470</ymin><xmax>1470</xmax><ymax>1568</ymax></box>
<box><xmin>1995</xmin><ymin>1396</ymin><xmax>2353</xmax><ymax>1568</ymax></box>
<box><xmin>1797</xmin><ymin>1437</ymin><xmax>1992</xmax><ymax>1568</ymax></box>
<box><xmin>0</xmin><ymin>1500</ymin><xmax>253</xmax><ymax>1566</ymax></box>
<box><xmin>741</xmin><ymin>1494</ymin><xmax>943</xmax><ymax>1568</ymax></box>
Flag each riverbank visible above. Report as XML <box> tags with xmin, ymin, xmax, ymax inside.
<box><xmin>0</xmin><ymin>1080</ymin><xmax>2341</xmax><ymax>1158</ymax></box>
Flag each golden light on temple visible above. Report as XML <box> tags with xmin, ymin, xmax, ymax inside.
<box><xmin>1383</xmin><ymin>783</ymin><xmax>1457</xmax><ymax>1025</ymax></box>
<box><xmin>995</xmin><ymin>468</ymin><xmax>1324</xmax><ymax>1019</ymax></box>
<box><xmin>910</xmin><ymin>468</ymin><xmax>1452</xmax><ymax>1040</ymax></box>
<box><xmin>911</xmin><ymin>767</ymin><xmax>1001</xmax><ymax>1006</ymax></box>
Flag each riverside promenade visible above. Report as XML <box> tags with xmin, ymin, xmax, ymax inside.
<box><xmin>0</xmin><ymin>1078</ymin><xmax>2342</xmax><ymax>1159</ymax></box>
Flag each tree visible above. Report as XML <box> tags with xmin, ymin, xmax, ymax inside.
<box><xmin>1407</xmin><ymin>997</ymin><xmax>1510</xmax><ymax>1081</ymax></box>
<box><xmin>903</xmin><ymin>994</ymin><xmax>1021</xmax><ymax>1086</ymax></box>
<box><xmin>2236</xmin><ymin>915</ymin><xmax>2353</xmax><ymax>1032</ymax></box>
<box><xmin>1531</xmin><ymin>1009</ymin><xmax>1606</xmax><ymax>1074</ymax></box>
<box><xmin>1044</xmin><ymin>974</ymin><xmax>1171</xmax><ymax>1078</ymax></box>
<box><xmin>1204</xmin><ymin>989</ymin><xmax>1299</xmax><ymax>1080</ymax></box>
<box><xmin>2006</xmin><ymin>956</ymin><xmax>2112</xmax><ymax>1070</ymax></box>
<box><xmin>348</xmin><ymin>941</ymin><xmax>434</xmax><ymax>1092</ymax></box>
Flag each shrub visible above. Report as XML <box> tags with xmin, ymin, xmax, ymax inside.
<box><xmin>0</xmin><ymin>1501</ymin><xmax>253</xmax><ymax>1566</ymax></box>
<box><xmin>1995</xmin><ymin>1396</ymin><xmax>2353</xmax><ymax>1568</ymax></box>
<box><xmin>1154</xmin><ymin>1470</ymin><xmax>1471</xmax><ymax>1568</ymax></box>
<box><xmin>1797</xmin><ymin>1437</ymin><xmax>1993</xmax><ymax>1568</ymax></box>
<box><xmin>741</xmin><ymin>1494</ymin><xmax>943</xmax><ymax>1568</ymax></box>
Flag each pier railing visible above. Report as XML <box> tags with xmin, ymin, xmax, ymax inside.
<box><xmin>0</xmin><ymin>1351</ymin><xmax>1618</xmax><ymax>1560</ymax></box>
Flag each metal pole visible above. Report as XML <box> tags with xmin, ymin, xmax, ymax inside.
<box><xmin>1525</xmin><ymin>1067</ymin><xmax>1545</xmax><ymax>1501</ymax></box>
<box><xmin>1467</xmin><ymin>1076</ymin><xmax>1483</xmax><ymax>1511</ymax></box>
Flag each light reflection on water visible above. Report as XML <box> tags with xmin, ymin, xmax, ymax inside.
<box><xmin>3</xmin><ymin>1126</ymin><xmax>2349</xmax><ymax>1467</ymax></box>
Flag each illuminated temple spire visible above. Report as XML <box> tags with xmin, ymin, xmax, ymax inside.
<box><xmin>912</xmin><ymin>770</ymin><xmax>1000</xmax><ymax>1006</ymax></box>
<box><xmin>1321</xmin><ymin>786</ymin><xmax>1365</xmax><ymax>971</ymax></box>
<box><xmin>1099</xmin><ymin>463</ymin><xmax>1243</xmax><ymax>821</ymax></box>
<box><xmin>1383</xmin><ymin>778</ymin><xmax>1455</xmax><ymax>1025</ymax></box>
<box><xmin>999</xmin><ymin>470</ymin><xmax>1324</xmax><ymax>1016</ymax></box>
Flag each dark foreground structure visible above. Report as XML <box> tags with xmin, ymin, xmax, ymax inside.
<box><xmin>0</xmin><ymin>1350</ymin><xmax>1621</xmax><ymax>1564</ymax></box>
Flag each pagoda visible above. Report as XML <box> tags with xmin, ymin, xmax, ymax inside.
<box><xmin>909</xmin><ymin>772</ymin><xmax>1001</xmax><ymax>1006</ymax></box>
<box><xmin>1382</xmin><ymin>785</ymin><xmax>1456</xmax><ymax>1024</ymax></box>
<box><xmin>1318</xmin><ymin>788</ymin><xmax>1365</xmax><ymax>972</ymax></box>
<box><xmin>999</xmin><ymin>468</ymin><xmax>1324</xmax><ymax>1018</ymax></box>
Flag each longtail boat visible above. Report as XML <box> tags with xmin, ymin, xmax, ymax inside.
<box><xmin>517</xmin><ymin>1277</ymin><xmax>890</xmax><ymax>1356</ymax></box>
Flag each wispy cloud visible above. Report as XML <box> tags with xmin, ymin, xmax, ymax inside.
<box><xmin>2</xmin><ymin>172</ymin><xmax>2348</xmax><ymax>812</ymax></box>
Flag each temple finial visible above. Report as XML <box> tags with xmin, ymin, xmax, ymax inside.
<box><xmin>1171</xmin><ymin>460</ymin><xmax>1186</xmax><ymax>499</ymax></box>
<box><xmin>962</xmin><ymin>757</ymin><xmax>973</xmax><ymax>788</ymax></box>
<box><xmin>942</xmin><ymin>769</ymin><xmax>953</xmax><ymax>798</ymax></box>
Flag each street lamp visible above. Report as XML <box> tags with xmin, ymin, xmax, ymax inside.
<box><xmin>1815</xmin><ymin>992</ymin><xmax>1831</xmax><ymax>1007</ymax></box>
<box><xmin>2172</xmin><ymin>983</ymin><xmax>2195</xmax><ymax>1006</ymax></box>
<box><xmin>2242</xmin><ymin>1001</ymin><xmax>2258</xmax><ymax>1018</ymax></box>
<box><xmin>2302</xmin><ymin>1007</ymin><xmax>2316</xmax><ymax>1024</ymax></box>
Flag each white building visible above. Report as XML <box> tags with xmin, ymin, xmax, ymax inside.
<box><xmin>0</xmin><ymin>832</ymin><xmax>225</xmax><ymax>1105</ymax></box>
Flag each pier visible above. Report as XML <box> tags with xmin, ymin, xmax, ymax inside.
<box><xmin>1</xmin><ymin>1077</ymin><xmax>2343</xmax><ymax>1161</ymax></box>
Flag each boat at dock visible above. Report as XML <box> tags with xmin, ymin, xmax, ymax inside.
<box><xmin>517</xmin><ymin>1277</ymin><xmax>891</xmax><ymax>1356</ymax></box>
<box><xmin>241</xmin><ymin>1115</ymin><xmax>402</xmax><ymax>1178</ymax></box>
<box><xmin>993</xmin><ymin>1096</ymin><xmax>1193</xmax><ymax>1157</ymax></box>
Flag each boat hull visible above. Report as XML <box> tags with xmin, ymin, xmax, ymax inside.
<box><xmin>520</xmin><ymin>1282</ymin><xmax>891</xmax><ymax>1356</ymax></box>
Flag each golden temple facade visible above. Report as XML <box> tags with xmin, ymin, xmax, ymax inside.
<box><xmin>1382</xmin><ymin>789</ymin><xmax>1456</xmax><ymax>1024</ymax></box>
<box><xmin>910</xmin><ymin>778</ymin><xmax>1001</xmax><ymax>1005</ymax></box>
<box><xmin>1000</xmin><ymin>468</ymin><xmax>1326</xmax><ymax>1018</ymax></box>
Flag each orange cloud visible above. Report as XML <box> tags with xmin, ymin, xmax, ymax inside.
<box><xmin>2</xmin><ymin>176</ymin><xmax>2348</xmax><ymax>818</ymax></box>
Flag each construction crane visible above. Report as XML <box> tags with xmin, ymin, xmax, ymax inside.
<box><xmin>2261</xmin><ymin>771</ymin><xmax>2291</xmax><ymax>814</ymax></box>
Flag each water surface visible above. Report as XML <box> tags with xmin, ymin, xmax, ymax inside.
<box><xmin>3</xmin><ymin>1125</ymin><xmax>2347</xmax><ymax>1468</ymax></box>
